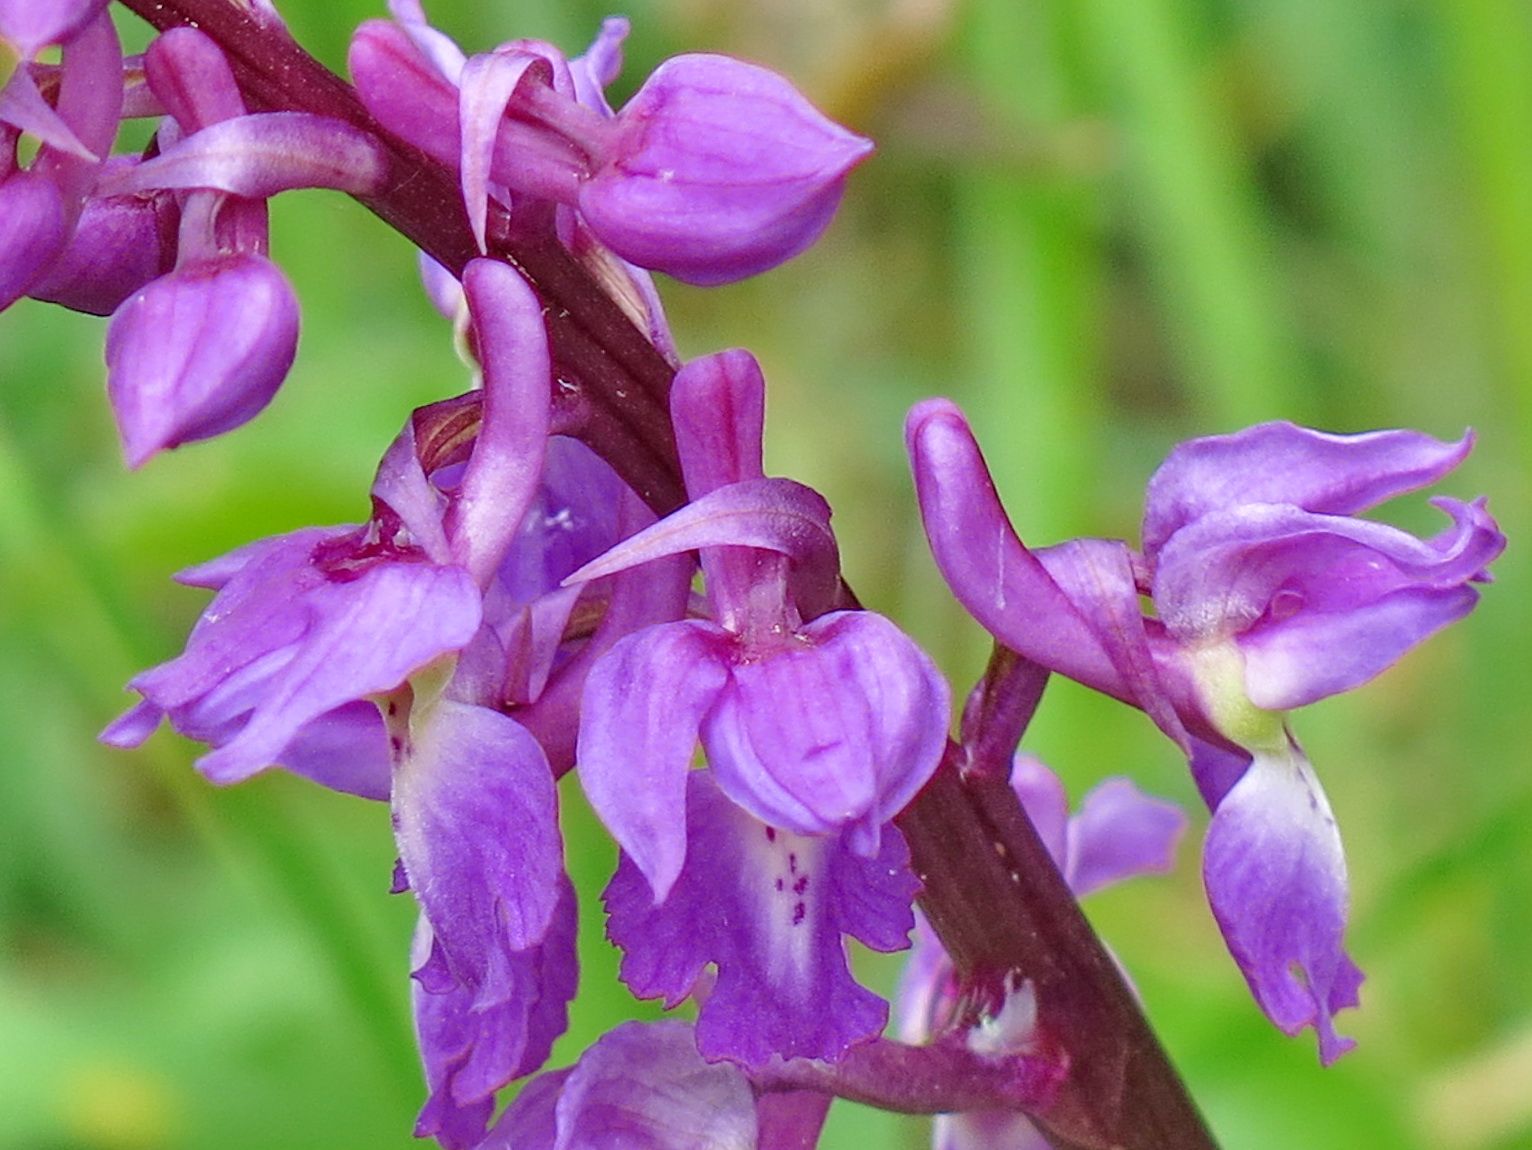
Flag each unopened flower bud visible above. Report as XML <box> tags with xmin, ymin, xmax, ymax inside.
<box><xmin>579</xmin><ymin>54</ymin><xmax>873</xmax><ymax>285</ymax></box>
<box><xmin>105</xmin><ymin>252</ymin><xmax>298</xmax><ymax>467</ymax></box>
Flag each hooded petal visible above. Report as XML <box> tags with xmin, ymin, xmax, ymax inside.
<box><xmin>106</xmin><ymin>253</ymin><xmax>300</xmax><ymax>466</ymax></box>
<box><xmin>393</xmin><ymin>701</ymin><xmax>563</xmax><ymax>989</ymax></box>
<box><xmin>26</xmin><ymin>164</ymin><xmax>176</xmax><ymax>316</ymax></box>
<box><xmin>702</xmin><ymin>610</ymin><xmax>948</xmax><ymax>850</ymax></box>
<box><xmin>1238</xmin><ymin>583</ymin><xmax>1480</xmax><ymax>711</ymax></box>
<box><xmin>349</xmin><ymin>19</ymin><xmax>463</xmax><ymax>169</ymax></box>
<box><xmin>604</xmin><ymin>770</ymin><xmax>917</xmax><ymax>1068</ymax></box>
<box><xmin>1143</xmin><ymin>422</ymin><xmax>1474</xmax><ymax>558</ymax></box>
<box><xmin>906</xmin><ymin>399</ymin><xmax>1127</xmax><ymax>699</ymax></box>
<box><xmin>576</xmin><ymin>620</ymin><xmax>730</xmax><ymax>902</ymax></box>
<box><xmin>1202</xmin><ymin>738</ymin><xmax>1363</xmax><ymax>1065</ymax></box>
<box><xmin>449</xmin><ymin>260</ymin><xmax>552</xmax><ymax>585</ymax></box>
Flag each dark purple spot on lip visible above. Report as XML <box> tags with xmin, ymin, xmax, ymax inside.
<box><xmin>774</xmin><ymin>878</ymin><xmax>784</xmax><ymax>892</ymax></box>
<box><xmin>793</xmin><ymin>876</ymin><xmax>809</xmax><ymax>895</ymax></box>
<box><xmin>765</xmin><ymin>827</ymin><xmax>777</xmax><ymax>842</ymax></box>
<box><xmin>792</xmin><ymin>902</ymin><xmax>805</xmax><ymax>925</ymax></box>
<box><xmin>389</xmin><ymin>736</ymin><xmax>402</xmax><ymax>751</ymax></box>
<box><xmin>788</xmin><ymin>853</ymin><xmax>798</xmax><ymax>874</ymax></box>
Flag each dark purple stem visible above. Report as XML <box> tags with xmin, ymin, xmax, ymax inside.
<box><xmin>109</xmin><ymin>4</ymin><xmax>1218</xmax><ymax>1147</ymax></box>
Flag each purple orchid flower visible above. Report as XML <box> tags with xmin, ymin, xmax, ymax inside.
<box><xmin>571</xmin><ymin>349</ymin><xmax>947</xmax><ymax>1066</ymax></box>
<box><xmin>899</xmin><ymin>754</ymin><xmax>1185</xmax><ymax>1150</ymax></box>
<box><xmin>101</xmin><ymin>27</ymin><xmax>386</xmax><ymax>465</ymax></box>
<box><xmin>907</xmin><ymin>401</ymin><xmax>1505</xmax><ymax>1063</ymax></box>
<box><xmin>350</xmin><ymin>8</ymin><xmax>870</xmax><ymax>285</ymax></box>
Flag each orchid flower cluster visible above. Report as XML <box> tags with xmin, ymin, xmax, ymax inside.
<box><xmin>2</xmin><ymin>1</ymin><xmax>1506</xmax><ymax>1147</ymax></box>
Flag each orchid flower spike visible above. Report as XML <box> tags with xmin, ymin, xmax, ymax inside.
<box><xmin>907</xmin><ymin>401</ymin><xmax>1505</xmax><ymax>1063</ymax></box>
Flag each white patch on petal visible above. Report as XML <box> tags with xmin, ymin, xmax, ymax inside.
<box><xmin>744</xmin><ymin>824</ymin><xmax>825</xmax><ymax>989</ymax></box>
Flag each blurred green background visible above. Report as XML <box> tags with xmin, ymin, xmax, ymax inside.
<box><xmin>1</xmin><ymin>0</ymin><xmax>1529</xmax><ymax>1147</ymax></box>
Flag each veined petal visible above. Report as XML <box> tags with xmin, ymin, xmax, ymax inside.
<box><xmin>553</xmin><ymin>1021</ymin><xmax>757</xmax><ymax>1149</ymax></box>
<box><xmin>563</xmin><ymin>477</ymin><xmax>838</xmax><ymax>588</ymax></box>
<box><xmin>394</xmin><ymin>701</ymin><xmax>563</xmax><ymax>986</ymax></box>
<box><xmin>193</xmin><ymin>559</ymin><xmax>481</xmax><ymax>782</ymax></box>
<box><xmin>906</xmin><ymin>399</ymin><xmax>1128</xmax><ymax>699</ymax></box>
<box><xmin>1064</xmin><ymin>776</ymin><xmax>1186</xmax><ymax>898</ymax></box>
<box><xmin>703</xmin><ymin>610</ymin><xmax>948</xmax><ymax>847</ymax></box>
<box><xmin>1202</xmin><ymin>737</ymin><xmax>1363</xmax><ymax>1065</ymax></box>
<box><xmin>27</xmin><ymin>165</ymin><xmax>176</xmax><ymax>316</ymax></box>
<box><xmin>579</xmin><ymin>53</ymin><xmax>873</xmax><ymax>285</ymax></box>
<box><xmin>1143</xmin><ymin>421</ymin><xmax>1474</xmax><ymax>558</ymax></box>
<box><xmin>576</xmin><ymin>620</ymin><xmax>729</xmax><ymax>901</ymax></box>
<box><xmin>101</xmin><ymin>112</ymin><xmax>388</xmax><ymax>197</ymax></box>
<box><xmin>483</xmin><ymin>1068</ymin><xmax>568</xmax><ymax>1148</ymax></box>
<box><xmin>1154</xmin><ymin>498</ymin><xmax>1504</xmax><ymax>646</ymax></box>
<box><xmin>1238</xmin><ymin>583</ymin><xmax>1480</xmax><ymax>711</ymax></box>
<box><xmin>604</xmin><ymin>771</ymin><xmax>917</xmax><ymax>1068</ymax></box>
